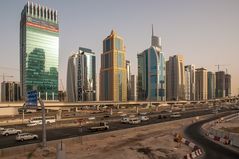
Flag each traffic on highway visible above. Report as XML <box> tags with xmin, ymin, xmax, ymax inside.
<box><xmin>0</xmin><ymin>103</ymin><xmax>238</xmax><ymax>149</ymax></box>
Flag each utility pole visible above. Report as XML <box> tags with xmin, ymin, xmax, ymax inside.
<box><xmin>39</xmin><ymin>98</ymin><xmax>47</xmax><ymax>147</ymax></box>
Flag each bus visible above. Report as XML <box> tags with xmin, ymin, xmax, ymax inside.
<box><xmin>27</xmin><ymin>116</ymin><xmax>56</xmax><ymax>126</ymax></box>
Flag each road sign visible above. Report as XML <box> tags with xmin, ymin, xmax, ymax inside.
<box><xmin>26</xmin><ymin>90</ymin><xmax>38</xmax><ymax>108</ymax></box>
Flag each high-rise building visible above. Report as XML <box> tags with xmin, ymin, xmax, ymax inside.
<box><xmin>126</xmin><ymin>60</ymin><xmax>131</xmax><ymax>101</ymax></box>
<box><xmin>225</xmin><ymin>74</ymin><xmax>231</xmax><ymax>97</ymax></box>
<box><xmin>216</xmin><ymin>71</ymin><xmax>225</xmax><ymax>98</ymax></box>
<box><xmin>166</xmin><ymin>55</ymin><xmax>185</xmax><ymax>101</ymax></box>
<box><xmin>184</xmin><ymin>65</ymin><xmax>196</xmax><ymax>101</ymax></box>
<box><xmin>207</xmin><ymin>71</ymin><xmax>216</xmax><ymax>99</ymax></box>
<box><xmin>20</xmin><ymin>2</ymin><xmax>59</xmax><ymax>100</ymax></box>
<box><xmin>195</xmin><ymin>68</ymin><xmax>208</xmax><ymax>100</ymax></box>
<box><xmin>100</xmin><ymin>30</ymin><xmax>127</xmax><ymax>101</ymax></box>
<box><xmin>67</xmin><ymin>47</ymin><xmax>96</xmax><ymax>102</ymax></box>
<box><xmin>130</xmin><ymin>75</ymin><xmax>137</xmax><ymax>101</ymax></box>
<box><xmin>137</xmin><ymin>27</ymin><xmax>166</xmax><ymax>101</ymax></box>
<box><xmin>1</xmin><ymin>81</ymin><xmax>21</xmax><ymax>102</ymax></box>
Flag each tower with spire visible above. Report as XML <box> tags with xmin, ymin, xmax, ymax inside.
<box><xmin>137</xmin><ymin>25</ymin><xmax>166</xmax><ymax>101</ymax></box>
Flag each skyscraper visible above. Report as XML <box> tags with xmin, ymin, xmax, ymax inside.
<box><xmin>67</xmin><ymin>47</ymin><xmax>96</xmax><ymax>102</ymax></box>
<box><xmin>126</xmin><ymin>60</ymin><xmax>131</xmax><ymax>101</ymax></box>
<box><xmin>137</xmin><ymin>27</ymin><xmax>166</xmax><ymax>101</ymax></box>
<box><xmin>130</xmin><ymin>75</ymin><xmax>137</xmax><ymax>101</ymax></box>
<box><xmin>166</xmin><ymin>55</ymin><xmax>185</xmax><ymax>101</ymax></box>
<box><xmin>100</xmin><ymin>30</ymin><xmax>127</xmax><ymax>102</ymax></box>
<box><xmin>216</xmin><ymin>71</ymin><xmax>225</xmax><ymax>98</ymax></box>
<box><xmin>20</xmin><ymin>2</ymin><xmax>59</xmax><ymax>100</ymax></box>
<box><xmin>195</xmin><ymin>68</ymin><xmax>208</xmax><ymax>100</ymax></box>
<box><xmin>1</xmin><ymin>81</ymin><xmax>21</xmax><ymax>102</ymax></box>
<box><xmin>207</xmin><ymin>71</ymin><xmax>216</xmax><ymax>99</ymax></box>
<box><xmin>225</xmin><ymin>74</ymin><xmax>231</xmax><ymax>97</ymax></box>
<box><xmin>184</xmin><ymin>65</ymin><xmax>196</xmax><ymax>101</ymax></box>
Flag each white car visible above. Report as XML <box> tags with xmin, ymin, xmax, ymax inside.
<box><xmin>128</xmin><ymin>118</ymin><xmax>141</xmax><ymax>124</ymax></box>
<box><xmin>121</xmin><ymin>117</ymin><xmax>130</xmax><ymax>123</ymax></box>
<box><xmin>140</xmin><ymin>116</ymin><xmax>149</xmax><ymax>121</ymax></box>
<box><xmin>16</xmin><ymin>133</ymin><xmax>38</xmax><ymax>141</ymax></box>
<box><xmin>139</xmin><ymin>112</ymin><xmax>147</xmax><ymax>115</ymax></box>
<box><xmin>0</xmin><ymin>127</ymin><xmax>5</xmax><ymax>131</ymax></box>
<box><xmin>120</xmin><ymin>113</ymin><xmax>127</xmax><ymax>117</ymax></box>
<box><xmin>1</xmin><ymin>128</ymin><xmax>22</xmax><ymax>136</ymax></box>
<box><xmin>88</xmin><ymin>117</ymin><xmax>96</xmax><ymax>120</ymax></box>
<box><xmin>27</xmin><ymin>123</ymin><xmax>38</xmax><ymax>127</ymax></box>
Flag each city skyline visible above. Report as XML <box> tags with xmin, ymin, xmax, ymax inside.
<box><xmin>0</xmin><ymin>0</ymin><xmax>239</xmax><ymax>95</ymax></box>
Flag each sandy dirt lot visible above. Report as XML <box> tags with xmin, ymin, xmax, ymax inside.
<box><xmin>2</xmin><ymin>116</ymin><xmax>208</xmax><ymax>159</ymax></box>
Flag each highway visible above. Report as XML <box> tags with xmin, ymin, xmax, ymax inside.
<box><xmin>0</xmin><ymin>107</ymin><xmax>235</xmax><ymax>149</ymax></box>
<box><xmin>184</xmin><ymin>111</ymin><xmax>239</xmax><ymax>159</ymax></box>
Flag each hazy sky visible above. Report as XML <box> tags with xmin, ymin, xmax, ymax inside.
<box><xmin>0</xmin><ymin>0</ymin><xmax>239</xmax><ymax>95</ymax></box>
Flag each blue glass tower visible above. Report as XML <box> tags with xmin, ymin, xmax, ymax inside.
<box><xmin>137</xmin><ymin>26</ymin><xmax>166</xmax><ymax>101</ymax></box>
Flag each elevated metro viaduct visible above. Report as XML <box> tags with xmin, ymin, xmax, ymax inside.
<box><xmin>0</xmin><ymin>97</ymin><xmax>238</xmax><ymax>116</ymax></box>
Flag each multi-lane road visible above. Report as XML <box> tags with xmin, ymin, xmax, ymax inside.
<box><xmin>184</xmin><ymin>111</ymin><xmax>239</xmax><ymax>159</ymax></box>
<box><xmin>0</xmin><ymin>107</ymin><xmax>235</xmax><ymax>149</ymax></box>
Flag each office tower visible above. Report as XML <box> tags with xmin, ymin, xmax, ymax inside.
<box><xmin>126</xmin><ymin>60</ymin><xmax>131</xmax><ymax>101</ymax></box>
<box><xmin>20</xmin><ymin>2</ymin><xmax>59</xmax><ymax>100</ymax></box>
<box><xmin>216</xmin><ymin>71</ymin><xmax>225</xmax><ymax>98</ymax></box>
<box><xmin>137</xmin><ymin>27</ymin><xmax>166</xmax><ymax>101</ymax></box>
<box><xmin>195</xmin><ymin>68</ymin><xmax>208</xmax><ymax>100</ymax></box>
<box><xmin>166</xmin><ymin>55</ymin><xmax>185</xmax><ymax>101</ymax></box>
<box><xmin>185</xmin><ymin>65</ymin><xmax>196</xmax><ymax>101</ymax></box>
<box><xmin>225</xmin><ymin>74</ymin><xmax>231</xmax><ymax>97</ymax></box>
<box><xmin>1</xmin><ymin>81</ymin><xmax>21</xmax><ymax>102</ymax></box>
<box><xmin>130</xmin><ymin>75</ymin><xmax>137</xmax><ymax>101</ymax></box>
<box><xmin>207</xmin><ymin>71</ymin><xmax>216</xmax><ymax>99</ymax></box>
<box><xmin>67</xmin><ymin>47</ymin><xmax>96</xmax><ymax>102</ymax></box>
<box><xmin>100</xmin><ymin>30</ymin><xmax>127</xmax><ymax>101</ymax></box>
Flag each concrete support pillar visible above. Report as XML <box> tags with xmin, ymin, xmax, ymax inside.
<box><xmin>156</xmin><ymin>105</ymin><xmax>159</xmax><ymax>112</ymax></box>
<box><xmin>56</xmin><ymin>141</ymin><xmax>66</xmax><ymax>159</ymax></box>
<box><xmin>136</xmin><ymin>106</ymin><xmax>139</xmax><ymax>114</ymax></box>
<box><xmin>96</xmin><ymin>105</ymin><xmax>100</xmax><ymax>110</ymax></box>
<box><xmin>117</xmin><ymin>104</ymin><xmax>120</xmax><ymax>109</ymax></box>
<box><xmin>57</xmin><ymin>109</ymin><xmax>62</xmax><ymax>120</ymax></box>
<box><xmin>110</xmin><ymin>108</ymin><xmax>113</xmax><ymax>115</ymax></box>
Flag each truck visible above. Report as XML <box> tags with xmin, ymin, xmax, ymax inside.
<box><xmin>89</xmin><ymin>122</ymin><xmax>109</xmax><ymax>132</ymax></box>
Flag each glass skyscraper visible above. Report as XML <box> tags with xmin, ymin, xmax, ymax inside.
<box><xmin>137</xmin><ymin>27</ymin><xmax>166</xmax><ymax>101</ymax></box>
<box><xmin>20</xmin><ymin>2</ymin><xmax>59</xmax><ymax>100</ymax></box>
<box><xmin>67</xmin><ymin>47</ymin><xmax>96</xmax><ymax>102</ymax></box>
<box><xmin>100</xmin><ymin>30</ymin><xmax>127</xmax><ymax>102</ymax></box>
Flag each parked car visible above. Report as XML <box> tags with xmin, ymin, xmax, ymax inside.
<box><xmin>1</xmin><ymin>128</ymin><xmax>22</xmax><ymax>136</ymax></box>
<box><xmin>16</xmin><ymin>133</ymin><xmax>38</xmax><ymax>141</ymax></box>
<box><xmin>88</xmin><ymin>117</ymin><xmax>96</xmax><ymax>120</ymax></box>
<box><xmin>120</xmin><ymin>113</ymin><xmax>127</xmax><ymax>117</ymax></box>
<box><xmin>0</xmin><ymin>127</ymin><xmax>5</xmax><ymax>131</ymax></box>
<box><xmin>128</xmin><ymin>118</ymin><xmax>141</xmax><ymax>124</ymax></box>
<box><xmin>139</xmin><ymin>116</ymin><xmax>149</xmax><ymax>121</ymax></box>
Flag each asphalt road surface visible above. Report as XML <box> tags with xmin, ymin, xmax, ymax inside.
<box><xmin>0</xmin><ymin>108</ymin><xmax>236</xmax><ymax>150</ymax></box>
<box><xmin>184</xmin><ymin>111</ymin><xmax>239</xmax><ymax>159</ymax></box>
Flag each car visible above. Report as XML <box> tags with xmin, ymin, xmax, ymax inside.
<box><xmin>27</xmin><ymin>123</ymin><xmax>38</xmax><ymax>127</ymax></box>
<box><xmin>120</xmin><ymin>113</ymin><xmax>127</xmax><ymax>117</ymax></box>
<box><xmin>1</xmin><ymin>128</ymin><xmax>22</xmax><ymax>136</ymax></box>
<box><xmin>170</xmin><ymin>112</ymin><xmax>181</xmax><ymax>118</ymax></box>
<box><xmin>104</xmin><ymin>114</ymin><xmax>110</xmax><ymax>118</ymax></box>
<box><xmin>139</xmin><ymin>116</ymin><xmax>149</xmax><ymax>121</ymax></box>
<box><xmin>16</xmin><ymin>133</ymin><xmax>38</xmax><ymax>142</ymax></box>
<box><xmin>128</xmin><ymin>118</ymin><xmax>141</xmax><ymax>124</ymax></box>
<box><xmin>88</xmin><ymin>117</ymin><xmax>96</xmax><ymax>120</ymax></box>
<box><xmin>139</xmin><ymin>112</ymin><xmax>147</xmax><ymax>115</ymax></box>
<box><xmin>0</xmin><ymin>127</ymin><xmax>5</xmax><ymax>131</ymax></box>
<box><xmin>121</xmin><ymin>117</ymin><xmax>130</xmax><ymax>123</ymax></box>
<box><xmin>158</xmin><ymin>113</ymin><xmax>171</xmax><ymax>119</ymax></box>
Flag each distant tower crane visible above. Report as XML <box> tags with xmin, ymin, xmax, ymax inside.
<box><xmin>0</xmin><ymin>73</ymin><xmax>14</xmax><ymax>82</ymax></box>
